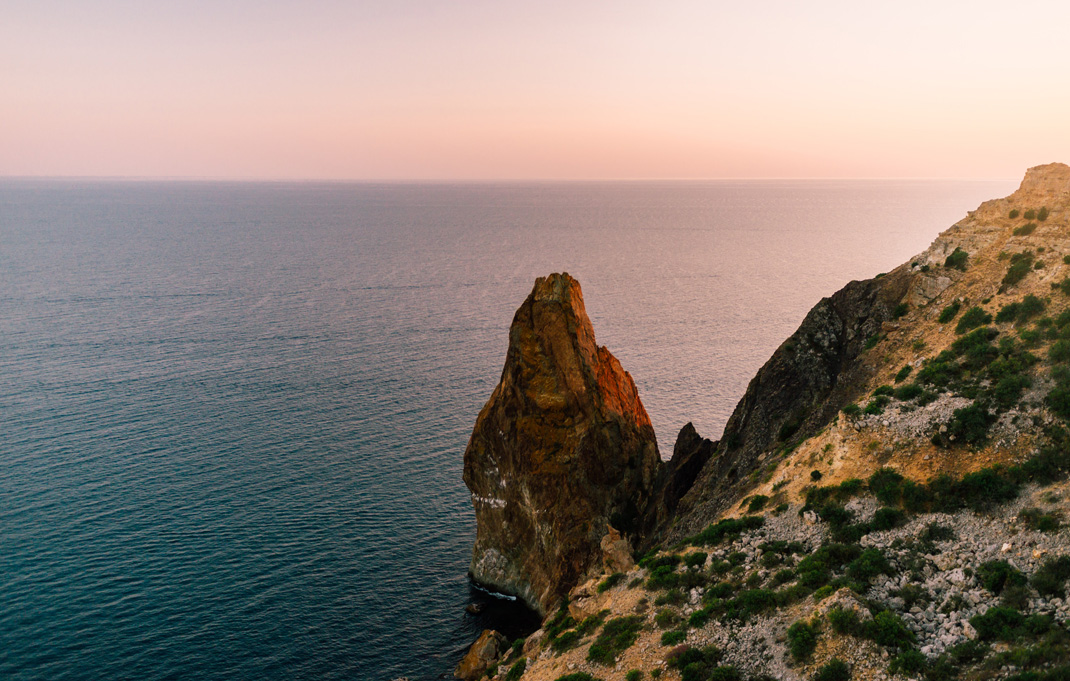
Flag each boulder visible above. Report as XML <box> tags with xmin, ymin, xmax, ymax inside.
<box><xmin>454</xmin><ymin>629</ymin><xmax>507</xmax><ymax>680</ymax></box>
<box><xmin>601</xmin><ymin>526</ymin><xmax>635</xmax><ymax>574</ymax></box>
<box><xmin>463</xmin><ymin>273</ymin><xmax>661</xmax><ymax>614</ymax></box>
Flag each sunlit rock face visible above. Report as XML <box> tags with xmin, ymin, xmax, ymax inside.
<box><xmin>462</xmin><ymin>273</ymin><xmax>661</xmax><ymax>614</ymax></box>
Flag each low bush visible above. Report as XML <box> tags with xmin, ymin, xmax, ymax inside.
<box><xmin>1010</xmin><ymin>208</ymin><xmax>1020</xmax><ymax>218</ymax></box>
<box><xmin>1024</xmin><ymin>209</ymin><xmax>1037</xmax><ymax>220</ymax></box>
<box><xmin>812</xmin><ymin>658</ymin><xmax>850</xmax><ymax>681</ymax></box>
<box><xmin>1002</xmin><ymin>251</ymin><xmax>1035</xmax><ymax>289</ymax></box>
<box><xmin>586</xmin><ymin>616</ymin><xmax>644</xmax><ymax>664</ymax></box>
<box><xmin>504</xmin><ymin>659</ymin><xmax>527</xmax><ymax>681</ymax></box>
<box><xmin>1038</xmin><ymin>207</ymin><xmax>1049</xmax><ymax>221</ymax></box>
<box><xmin>977</xmin><ymin>560</ymin><xmax>1027</xmax><ymax>594</ymax></box>
<box><xmin>660</xmin><ymin>629</ymin><xmax>686</xmax><ymax>646</ymax></box>
<box><xmin>893</xmin><ymin>302</ymin><xmax>909</xmax><ymax>319</ymax></box>
<box><xmin>1018</xmin><ymin>507</ymin><xmax>1062</xmax><ymax>532</ymax></box>
<box><xmin>938</xmin><ymin>301</ymin><xmax>961</xmax><ymax>323</ymax></box>
<box><xmin>747</xmin><ymin>495</ymin><xmax>768</xmax><ymax>513</ymax></box>
<box><xmin>597</xmin><ymin>572</ymin><xmax>625</xmax><ymax>592</ymax></box>
<box><xmin>868</xmin><ymin>468</ymin><xmax>904</xmax><ymax>505</ymax></box>
<box><xmin>889</xmin><ymin>649</ymin><xmax>926</xmax><ymax>675</ymax></box>
<box><xmin>1032</xmin><ymin>556</ymin><xmax>1070</xmax><ymax>597</ymax></box>
<box><xmin>871</xmin><ymin>507</ymin><xmax>906</xmax><ymax>531</ymax></box>
<box><xmin>956</xmin><ymin>306</ymin><xmax>993</xmax><ymax>334</ymax></box>
<box><xmin>828</xmin><ymin>607</ymin><xmax>862</xmax><ymax>635</ymax></box>
<box><xmin>864</xmin><ymin>611</ymin><xmax>915</xmax><ymax>648</ymax></box>
<box><xmin>1014</xmin><ymin>222</ymin><xmax>1038</xmax><ymax>236</ymax></box>
<box><xmin>945</xmin><ymin>247</ymin><xmax>969</xmax><ymax>271</ymax></box>
<box><xmin>689</xmin><ymin>516</ymin><xmax>764</xmax><ymax>547</ymax></box>
<box><xmin>787</xmin><ymin>621</ymin><xmax>819</xmax><ymax>662</ymax></box>
<box><xmin>847</xmin><ymin>548</ymin><xmax>892</xmax><ymax>582</ymax></box>
<box><xmin>894</xmin><ymin>365</ymin><xmax>912</xmax><ymax>383</ymax></box>
<box><xmin>893</xmin><ymin>383</ymin><xmax>923</xmax><ymax>401</ymax></box>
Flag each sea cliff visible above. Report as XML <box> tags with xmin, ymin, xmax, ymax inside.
<box><xmin>459</xmin><ymin>164</ymin><xmax>1070</xmax><ymax>681</ymax></box>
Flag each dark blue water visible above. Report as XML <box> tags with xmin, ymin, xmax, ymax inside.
<box><xmin>0</xmin><ymin>179</ymin><xmax>1014</xmax><ymax>680</ymax></box>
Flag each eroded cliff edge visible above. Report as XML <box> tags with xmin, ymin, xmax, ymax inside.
<box><xmin>463</xmin><ymin>273</ymin><xmax>705</xmax><ymax>615</ymax></box>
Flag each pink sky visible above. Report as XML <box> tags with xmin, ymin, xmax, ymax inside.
<box><xmin>3</xmin><ymin>1</ymin><xmax>1069</xmax><ymax>180</ymax></box>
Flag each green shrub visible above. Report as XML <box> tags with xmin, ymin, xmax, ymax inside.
<box><xmin>956</xmin><ymin>306</ymin><xmax>992</xmax><ymax>334</ymax></box>
<box><xmin>1002</xmin><ymin>251</ymin><xmax>1035</xmax><ymax>289</ymax></box>
<box><xmin>1014</xmin><ymin>222</ymin><xmax>1038</xmax><ymax>236</ymax></box>
<box><xmin>1038</xmin><ymin>207</ymin><xmax>1049</xmax><ymax>221</ymax></box>
<box><xmin>938</xmin><ymin>301</ymin><xmax>961</xmax><ymax>323</ymax></box>
<box><xmin>893</xmin><ymin>383</ymin><xmax>923</xmax><ymax>401</ymax></box>
<box><xmin>864</xmin><ymin>396</ymin><xmax>890</xmax><ymax>415</ymax></box>
<box><xmin>660</xmin><ymin>628</ymin><xmax>686</xmax><ymax>645</ymax></box>
<box><xmin>868</xmin><ymin>468</ymin><xmax>904</xmax><ymax>505</ymax></box>
<box><xmin>505</xmin><ymin>659</ymin><xmax>527</xmax><ymax>681</ymax></box>
<box><xmin>893</xmin><ymin>302</ymin><xmax>909</xmax><ymax>319</ymax></box>
<box><xmin>977</xmin><ymin>560</ymin><xmax>1027</xmax><ymax>594</ymax></box>
<box><xmin>586</xmin><ymin>616</ymin><xmax>643</xmax><ymax>664</ymax></box>
<box><xmin>598</xmin><ymin>572</ymin><xmax>625</xmax><ymax>593</ymax></box>
<box><xmin>551</xmin><ymin>629</ymin><xmax>581</xmax><ymax>652</ymax></box>
<box><xmin>747</xmin><ymin>495</ymin><xmax>768</xmax><ymax>513</ymax></box>
<box><xmin>847</xmin><ymin>548</ymin><xmax>891</xmax><ymax>582</ymax></box>
<box><xmin>871</xmin><ymin>507</ymin><xmax>906</xmax><ymax>531</ymax></box>
<box><xmin>873</xmin><ymin>385</ymin><xmax>895</xmax><ymax>397</ymax></box>
<box><xmin>864</xmin><ymin>611</ymin><xmax>915</xmax><ymax>648</ymax></box>
<box><xmin>646</xmin><ymin>565</ymin><xmax>680</xmax><ymax>590</ymax></box>
<box><xmin>894</xmin><ymin>365</ymin><xmax>913</xmax><ymax>383</ymax></box>
<box><xmin>864</xmin><ymin>334</ymin><xmax>882</xmax><ymax>351</ymax></box>
<box><xmin>1018</xmin><ymin>507</ymin><xmax>1062</xmax><ymax>532</ymax></box>
<box><xmin>655</xmin><ymin>608</ymin><xmax>679</xmax><ymax>629</ymax></box>
<box><xmin>945</xmin><ymin>247</ymin><xmax>969</xmax><ymax>271</ymax></box>
<box><xmin>894</xmin><ymin>584</ymin><xmax>930</xmax><ymax>609</ymax></box>
<box><xmin>969</xmin><ymin>606</ymin><xmax>1026</xmax><ymax>641</ymax></box>
<box><xmin>787</xmin><ymin>620</ymin><xmax>819</xmax><ymax>662</ymax></box>
<box><xmin>689</xmin><ymin>516</ymin><xmax>764</xmax><ymax>546</ymax></box>
<box><xmin>889</xmin><ymin>649</ymin><xmax>926</xmax><ymax>675</ymax></box>
<box><xmin>1032</xmin><ymin>556</ymin><xmax>1070</xmax><ymax>597</ymax></box>
<box><xmin>1010</xmin><ymin>209</ymin><xmax>1021</xmax><ymax>218</ymax></box>
<box><xmin>1024</xmin><ymin>209</ymin><xmax>1037</xmax><ymax>220</ymax></box>
<box><xmin>841</xmin><ymin>404</ymin><xmax>861</xmax><ymax>417</ymax></box>
<box><xmin>554</xmin><ymin>674</ymin><xmax>600</xmax><ymax>681</ymax></box>
<box><xmin>626</xmin><ymin>671</ymin><xmax>643</xmax><ymax>681</ymax></box>
<box><xmin>935</xmin><ymin>402</ymin><xmax>995</xmax><ymax>447</ymax></box>
<box><xmin>828</xmin><ymin>607</ymin><xmax>862</xmax><ymax>635</ymax></box>
<box><xmin>812</xmin><ymin>658</ymin><xmax>850</xmax><ymax>681</ymax></box>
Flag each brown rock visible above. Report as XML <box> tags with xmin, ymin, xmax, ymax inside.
<box><xmin>463</xmin><ymin>273</ymin><xmax>661</xmax><ymax>614</ymax></box>
<box><xmin>454</xmin><ymin>629</ymin><xmax>507</xmax><ymax>680</ymax></box>
<box><xmin>600</xmin><ymin>526</ymin><xmax>635</xmax><ymax>573</ymax></box>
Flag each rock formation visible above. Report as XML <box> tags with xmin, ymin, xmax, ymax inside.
<box><xmin>454</xmin><ymin>630</ymin><xmax>507</xmax><ymax>680</ymax></box>
<box><xmin>463</xmin><ymin>272</ymin><xmax>661</xmax><ymax>614</ymax></box>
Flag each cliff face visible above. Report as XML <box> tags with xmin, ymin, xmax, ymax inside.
<box><xmin>462</xmin><ymin>273</ymin><xmax>662</xmax><ymax>614</ymax></box>
<box><xmin>668</xmin><ymin>162</ymin><xmax>1070</xmax><ymax>540</ymax></box>
<box><xmin>666</xmin><ymin>269</ymin><xmax>915</xmax><ymax>538</ymax></box>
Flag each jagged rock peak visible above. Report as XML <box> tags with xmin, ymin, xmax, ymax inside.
<box><xmin>463</xmin><ymin>272</ymin><xmax>661</xmax><ymax>614</ymax></box>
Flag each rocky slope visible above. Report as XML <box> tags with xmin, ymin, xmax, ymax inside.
<box><xmin>457</xmin><ymin>163</ymin><xmax>1070</xmax><ymax>681</ymax></box>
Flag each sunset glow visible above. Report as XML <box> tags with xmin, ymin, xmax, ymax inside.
<box><xmin>4</xmin><ymin>0</ymin><xmax>1069</xmax><ymax>179</ymax></box>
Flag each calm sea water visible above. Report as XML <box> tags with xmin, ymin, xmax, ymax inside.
<box><xmin>0</xmin><ymin>179</ymin><xmax>1014</xmax><ymax>680</ymax></box>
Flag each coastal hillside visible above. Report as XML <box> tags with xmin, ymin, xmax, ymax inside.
<box><xmin>457</xmin><ymin>163</ymin><xmax>1070</xmax><ymax>681</ymax></box>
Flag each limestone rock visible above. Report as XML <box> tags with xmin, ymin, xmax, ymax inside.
<box><xmin>601</xmin><ymin>526</ymin><xmax>635</xmax><ymax>573</ymax></box>
<box><xmin>454</xmin><ymin>629</ymin><xmax>507</xmax><ymax>680</ymax></box>
<box><xmin>463</xmin><ymin>273</ymin><xmax>661</xmax><ymax>614</ymax></box>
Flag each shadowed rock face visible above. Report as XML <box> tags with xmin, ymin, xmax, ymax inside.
<box><xmin>463</xmin><ymin>273</ymin><xmax>661</xmax><ymax>614</ymax></box>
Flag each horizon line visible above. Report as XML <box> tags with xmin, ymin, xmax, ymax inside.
<box><xmin>0</xmin><ymin>175</ymin><xmax>1021</xmax><ymax>183</ymax></box>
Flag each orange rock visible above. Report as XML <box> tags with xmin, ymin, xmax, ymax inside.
<box><xmin>463</xmin><ymin>273</ymin><xmax>661</xmax><ymax>615</ymax></box>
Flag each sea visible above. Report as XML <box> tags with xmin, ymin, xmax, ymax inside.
<box><xmin>0</xmin><ymin>179</ymin><xmax>1015</xmax><ymax>680</ymax></box>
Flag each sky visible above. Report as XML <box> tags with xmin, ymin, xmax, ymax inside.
<box><xmin>3</xmin><ymin>0</ymin><xmax>1069</xmax><ymax>180</ymax></box>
